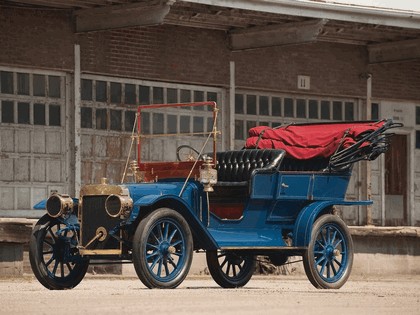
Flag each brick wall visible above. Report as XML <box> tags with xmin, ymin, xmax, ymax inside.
<box><xmin>1</xmin><ymin>7</ymin><xmax>420</xmax><ymax>101</ymax></box>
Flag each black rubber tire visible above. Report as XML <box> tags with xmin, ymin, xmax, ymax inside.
<box><xmin>132</xmin><ymin>208</ymin><xmax>193</xmax><ymax>289</ymax></box>
<box><xmin>206</xmin><ymin>250</ymin><xmax>256</xmax><ymax>288</ymax></box>
<box><xmin>303</xmin><ymin>214</ymin><xmax>354</xmax><ymax>289</ymax></box>
<box><xmin>29</xmin><ymin>214</ymin><xmax>89</xmax><ymax>290</ymax></box>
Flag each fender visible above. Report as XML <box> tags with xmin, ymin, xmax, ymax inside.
<box><xmin>129</xmin><ymin>194</ymin><xmax>218</xmax><ymax>250</ymax></box>
<box><xmin>293</xmin><ymin>200</ymin><xmax>372</xmax><ymax>247</ymax></box>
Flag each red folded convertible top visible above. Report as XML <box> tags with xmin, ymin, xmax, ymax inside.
<box><xmin>245</xmin><ymin>121</ymin><xmax>386</xmax><ymax>160</ymax></box>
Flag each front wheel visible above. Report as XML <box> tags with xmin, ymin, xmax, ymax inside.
<box><xmin>303</xmin><ymin>214</ymin><xmax>353</xmax><ymax>289</ymax></box>
<box><xmin>132</xmin><ymin>208</ymin><xmax>193</xmax><ymax>289</ymax></box>
<box><xmin>206</xmin><ymin>250</ymin><xmax>256</xmax><ymax>288</ymax></box>
<box><xmin>29</xmin><ymin>214</ymin><xmax>89</xmax><ymax>290</ymax></box>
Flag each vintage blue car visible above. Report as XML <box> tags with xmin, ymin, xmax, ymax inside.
<box><xmin>29</xmin><ymin>101</ymin><xmax>399</xmax><ymax>290</ymax></box>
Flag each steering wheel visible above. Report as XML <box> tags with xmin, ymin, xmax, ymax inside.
<box><xmin>176</xmin><ymin>145</ymin><xmax>201</xmax><ymax>161</ymax></box>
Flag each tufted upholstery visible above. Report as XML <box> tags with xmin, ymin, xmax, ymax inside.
<box><xmin>215</xmin><ymin>149</ymin><xmax>285</xmax><ymax>183</ymax></box>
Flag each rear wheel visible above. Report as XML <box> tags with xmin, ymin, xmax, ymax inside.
<box><xmin>29</xmin><ymin>214</ymin><xmax>89</xmax><ymax>290</ymax></box>
<box><xmin>133</xmin><ymin>208</ymin><xmax>193</xmax><ymax>289</ymax></box>
<box><xmin>303</xmin><ymin>214</ymin><xmax>353</xmax><ymax>289</ymax></box>
<box><xmin>206</xmin><ymin>250</ymin><xmax>255</xmax><ymax>288</ymax></box>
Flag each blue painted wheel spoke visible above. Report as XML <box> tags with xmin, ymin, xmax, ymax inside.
<box><xmin>150</xmin><ymin>256</ymin><xmax>161</xmax><ymax>270</ymax></box>
<box><xmin>172</xmin><ymin>251</ymin><xmax>184</xmax><ymax>258</ymax></box>
<box><xmin>66</xmin><ymin>262</ymin><xmax>73</xmax><ymax>272</ymax></box>
<box><xmin>43</xmin><ymin>250</ymin><xmax>54</xmax><ymax>255</ymax></box>
<box><xmin>331</xmin><ymin>230</ymin><xmax>338</xmax><ymax>245</ymax></box>
<box><xmin>146</xmin><ymin>250</ymin><xmax>160</xmax><ymax>260</ymax></box>
<box><xmin>315</xmin><ymin>255</ymin><xmax>326</xmax><ymax>266</ymax></box>
<box><xmin>168</xmin><ymin>229</ymin><xmax>177</xmax><ymax>243</ymax></box>
<box><xmin>163</xmin><ymin>222</ymin><xmax>170</xmax><ymax>241</ymax></box>
<box><xmin>330</xmin><ymin>261</ymin><xmax>338</xmax><ymax>276</ymax></box>
<box><xmin>52</xmin><ymin>260</ymin><xmax>59</xmax><ymax>276</ymax></box>
<box><xmin>326</xmin><ymin>262</ymin><xmax>331</xmax><ymax>278</ymax></box>
<box><xmin>226</xmin><ymin>262</ymin><xmax>231</xmax><ymax>275</ymax></box>
<box><xmin>60</xmin><ymin>262</ymin><xmax>65</xmax><ymax>278</ymax></box>
<box><xmin>150</xmin><ymin>231</ymin><xmax>160</xmax><ymax>243</ymax></box>
<box><xmin>171</xmin><ymin>239</ymin><xmax>183</xmax><ymax>248</ymax></box>
<box><xmin>232</xmin><ymin>265</ymin><xmax>237</xmax><ymax>277</ymax></box>
<box><xmin>45</xmin><ymin>256</ymin><xmax>55</xmax><ymax>267</ymax></box>
<box><xmin>156</xmin><ymin>224</ymin><xmax>164</xmax><ymax>241</ymax></box>
<box><xmin>157</xmin><ymin>259</ymin><xmax>163</xmax><ymax>276</ymax></box>
<box><xmin>316</xmin><ymin>239</ymin><xmax>325</xmax><ymax>249</ymax></box>
<box><xmin>163</xmin><ymin>260</ymin><xmax>170</xmax><ymax>276</ymax></box>
<box><xmin>319</xmin><ymin>259</ymin><xmax>328</xmax><ymax>275</ymax></box>
<box><xmin>146</xmin><ymin>242</ymin><xmax>159</xmax><ymax>250</ymax></box>
<box><xmin>333</xmin><ymin>239</ymin><xmax>343</xmax><ymax>249</ymax></box>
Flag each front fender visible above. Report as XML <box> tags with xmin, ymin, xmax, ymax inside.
<box><xmin>293</xmin><ymin>200</ymin><xmax>372</xmax><ymax>247</ymax></box>
<box><xmin>129</xmin><ymin>194</ymin><xmax>218</xmax><ymax>250</ymax></box>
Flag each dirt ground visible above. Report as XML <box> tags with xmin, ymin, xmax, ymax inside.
<box><xmin>1</xmin><ymin>275</ymin><xmax>419</xmax><ymax>315</ymax></box>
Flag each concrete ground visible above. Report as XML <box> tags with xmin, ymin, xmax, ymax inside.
<box><xmin>1</xmin><ymin>274</ymin><xmax>419</xmax><ymax>315</ymax></box>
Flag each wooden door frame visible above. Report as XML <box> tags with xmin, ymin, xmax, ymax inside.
<box><xmin>380</xmin><ymin>129</ymin><xmax>414</xmax><ymax>226</ymax></box>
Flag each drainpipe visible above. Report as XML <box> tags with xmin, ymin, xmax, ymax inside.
<box><xmin>362</xmin><ymin>73</ymin><xmax>373</xmax><ymax>225</ymax></box>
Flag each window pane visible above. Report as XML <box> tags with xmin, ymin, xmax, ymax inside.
<box><xmin>139</xmin><ymin>85</ymin><xmax>150</xmax><ymax>105</ymax></box>
<box><xmin>284</xmin><ymin>98</ymin><xmax>294</xmax><ymax>117</ymax></box>
<box><xmin>17</xmin><ymin>73</ymin><xmax>29</xmax><ymax>95</ymax></box>
<box><xmin>207</xmin><ymin>92</ymin><xmax>217</xmax><ymax>102</ymax></box>
<box><xmin>141</xmin><ymin>112</ymin><xmax>150</xmax><ymax>134</ymax></box>
<box><xmin>272</xmin><ymin>97</ymin><xmax>281</xmax><ymax>116</ymax></box>
<box><xmin>309</xmin><ymin>100</ymin><xmax>318</xmax><ymax>119</ymax></box>
<box><xmin>180</xmin><ymin>116</ymin><xmax>190</xmax><ymax>133</ymax></box>
<box><xmin>167</xmin><ymin>114</ymin><xmax>177</xmax><ymax>134</ymax></box>
<box><xmin>18</xmin><ymin>102</ymin><xmax>30</xmax><ymax>124</ymax></box>
<box><xmin>33</xmin><ymin>74</ymin><xmax>46</xmax><ymax>96</ymax></box>
<box><xmin>345</xmin><ymin>102</ymin><xmax>354</xmax><ymax>121</ymax></box>
<box><xmin>124</xmin><ymin>111</ymin><xmax>136</xmax><ymax>132</ymax></box>
<box><xmin>272</xmin><ymin>122</ymin><xmax>281</xmax><ymax>128</ymax></box>
<box><xmin>96</xmin><ymin>108</ymin><xmax>107</xmax><ymax>129</ymax></box>
<box><xmin>180</xmin><ymin>90</ymin><xmax>191</xmax><ymax>103</ymax></box>
<box><xmin>193</xmin><ymin>91</ymin><xmax>204</xmax><ymax>110</ymax></box>
<box><xmin>372</xmin><ymin>103</ymin><xmax>379</xmax><ymax>120</ymax></box>
<box><xmin>417</xmin><ymin>131</ymin><xmax>420</xmax><ymax>149</ymax></box>
<box><xmin>235</xmin><ymin>120</ymin><xmax>244</xmax><ymax>140</ymax></box>
<box><xmin>246</xmin><ymin>95</ymin><xmax>257</xmax><ymax>115</ymax></box>
<box><xmin>193</xmin><ymin>116</ymin><xmax>204</xmax><ymax>135</ymax></box>
<box><xmin>246</xmin><ymin>121</ymin><xmax>256</xmax><ymax>133</ymax></box>
<box><xmin>153</xmin><ymin>113</ymin><xmax>164</xmax><ymax>134</ymax></box>
<box><xmin>1</xmin><ymin>71</ymin><xmax>13</xmax><ymax>94</ymax></box>
<box><xmin>96</xmin><ymin>81</ymin><xmax>107</xmax><ymax>102</ymax></box>
<box><xmin>333</xmin><ymin>101</ymin><xmax>342</xmax><ymax>120</ymax></box>
<box><xmin>167</xmin><ymin>88</ymin><xmax>178</xmax><ymax>104</ymax></box>
<box><xmin>34</xmin><ymin>103</ymin><xmax>45</xmax><ymax>125</ymax></box>
<box><xmin>81</xmin><ymin>107</ymin><xmax>92</xmax><ymax>128</ymax></box>
<box><xmin>49</xmin><ymin>104</ymin><xmax>61</xmax><ymax>126</ymax></box>
<box><xmin>125</xmin><ymin>84</ymin><xmax>136</xmax><ymax>105</ymax></box>
<box><xmin>259</xmin><ymin>96</ymin><xmax>269</xmax><ymax>115</ymax></box>
<box><xmin>110</xmin><ymin>82</ymin><xmax>122</xmax><ymax>104</ymax></box>
<box><xmin>416</xmin><ymin>107</ymin><xmax>420</xmax><ymax>125</ymax></box>
<box><xmin>153</xmin><ymin>87</ymin><xmax>164</xmax><ymax>104</ymax></box>
<box><xmin>1</xmin><ymin>101</ymin><xmax>14</xmax><ymax>123</ymax></box>
<box><xmin>81</xmin><ymin>79</ymin><xmax>92</xmax><ymax>101</ymax></box>
<box><xmin>321</xmin><ymin>101</ymin><xmax>330</xmax><ymax>119</ymax></box>
<box><xmin>207</xmin><ymin>117</ymin><xmax>213</xmax><ymax>133</ymax></box>
<box><xmin>110</xmin><ymin>109</ymin><xmax>122</xmax><ymax>131</ymax></box>
<box><xmin>235</xmin><ymin>94</ymin><xmax>244</xmax><ymax>114</ymax></box>
<box><xmin>296</xmin><ymin>99</ymin><xmax>306</xmax><ymax>118</ymax></box>
<box><xmin>48</xmin><ymin>76</ymin><xmax>61</xmax><ymax>98</ymax></box>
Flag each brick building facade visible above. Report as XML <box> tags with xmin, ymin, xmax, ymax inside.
<box><xmin>1</xmin><ymin>2</ymin><xmax>420</xmax><ymax>226</ymax></box>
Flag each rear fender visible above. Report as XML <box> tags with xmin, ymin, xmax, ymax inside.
<box><xmin>293</xmin><ymin>200</ymin><xmax>372</xmax><ymax>247</ymax></box>
<box><xmin>129</xmin><ymin>194</ymin><xmax>218</xmax><ymax>250</ymax></box>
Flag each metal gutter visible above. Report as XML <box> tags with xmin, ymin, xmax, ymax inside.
<box><xmin>180</xmin><ymin>0</ymin><xmax>420</xmax><ymax>29</ymax></box>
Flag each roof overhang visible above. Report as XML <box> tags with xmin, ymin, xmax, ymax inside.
<box><xmin>181</xmin><ymin>0</ymin><xmax>420</xmax><ymax>30</ymax></box>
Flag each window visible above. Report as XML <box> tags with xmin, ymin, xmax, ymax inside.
<box><xmin>345</xmin><ymin>102</ymin><xmax>354</xmax><ymax>121</ymax></box>
<box><xmin>193</xmin><ymin>91</ymin><xmax>204</xmax><ymax>111</ymax></box>
<box><xmin>49</xmin><ymin>104</ymin><xmax>61</xmax><ymax>126</ymax></box>
<box><xmin>139</xmin><ymin>85</ymin><xmax>150</xmax><ymax>105</ymax></box>
<box><xmin>284</xmin><ymin>98</ymin><xmax>294</xmax><ymax>117</ymax></box>
<box><xmin>321</xmin><ymin>101</ymin><xmax>330</xmax><ymax>119</ymax></box>
<box><xmin>81</xmin><ymin>79</ymin><xmax>92</xmax><ymax>101</ymax></box>
<box><xmin>259</xmin><ymin>96</ymin><xmax>269</xmax><ymax>115</ymax></box>
<box><xmin>193</xmin><ymin>116</ymin><xmax>204</xmax><ymax>135</ymax></box>
<box><xmin>124</xmin><ymin>111</ymin><xmax>136</xmax><ymax>132</ymax></box>
<box><xmin>110</xmin><ymin>82</ymin><xmax>121</xmax><ymax>104</ymax></box>
<box><xmin>416</xmin><ymin>106</ymin><xmax>420</xmax><ymax>125</ymax></box>
<box><xmin>1</xmin><ymin>100</ymin><xmax>14</xmax><ymax>123</ymax></box>
<box><xmin>125</xmin><ymin>84</ymin><xmax>136</xmax><ymax>105</ymax></box>
<box><xmin>272</xmin><ymin>97</ymin><xmax>281</xmax><ymax>116</ymax></box>
<box><xmin>96</xmin><ymin>108</ymin><xmax>107</xmax><ymax>129</ymax></box>
<box><xmin>96</xmin><ymin>81</ymin><xmax>107</xmax><ymax>102</ymax></box>
<box><xmin>153</xmin><ymin>113</ymin><xmax>164</xmax><ymax>134</ymax></box>
<box><xmin>167</xmin><ymin>114</ymin><xmax>177</xmax><ymax>134</ymax></box>
<box><xmin>416</xmin><ymin>131</ymin><xmax>420</xmax><ymax>149</ymax></box>
<box><xmin>141</xmin><ymin>112</ymin><xmax>150</xmax><ymax>134</ymax></box>
<box><xmin>167</xmin><ymin>88</ymin><xmax>178</xmax><ymax>104</ymax></box>
<box><xmin>333</xmin><ymin>101</ymin><xmax>342</xmax><ymax>120</ymax></box>
<box><xmin>180</xmin><ymin>116</ymin><xmax>190</xmax><ymax>133</ymax></box>
<box><xmin>153</xmin><ymin>87</ymin><xmax>164</xmax><ymax>104</ymax></box>
<box><xmin>81</xmin><ymin>107</ymin><xmax>92</xmax><ymax>128</ymax></box>
<box><xmin>372</xmin><ymin>103</ymin><xmax>379</xmax><ymax>120</ymax></box>
<box><xmin>235</xmin><ymin>120</ymin><xmax>244</xmax><ymax>140</ymax></box>
<box><xmin>18</xmin><ymin>102</ymin><xmax>30</xmax><ymax>124</ymax></box>
<box><xmin>296</xmin><ymin>99</ymin><xmax>306</xmax><ymax>118</ymax></box>
<box><xmin>309</xmin><ymin>100</ymin><xmax>318</xmax><ymax>119</ymax></box>
<box><xmin>1</xmin><ymin>71</ymin><xmax>13</xmax><ymax>94</ymax></box>
<box><xmin>33</xmin><ymin>75</ymin><xmax>46</xmax><ymax>97</ymax></box>
<box><xmin>17</xmin><ymin>73</ymin><xmax>29</xmax><ymax>95</ymax></box>
<box><xmin>48</xmin><ymin>76</ymin><xmax>61</xmax><ymax>98</ymax></box>
<box><xmin>110</xmin><ymin>109</ymin><xmax>122</xmax><ymax>131</ymax></box>
<box><xmin>246</xmin><ymin>95</ymin><xmax>257</xmax><ymax>115</ymax></box>
<box><xmin>235</xmin><ymin>94</ymin><xmax>244</xmax><ymax>114</ymax></box>
<box><xmin>34</xmin><ymin>103</ymin><xmax>45</xmax><ymax>125</ymax></box>
<box><xmin>180</xmin><ymin>90</ymin><xmax>191</xmax><ymax>103</ymax></box>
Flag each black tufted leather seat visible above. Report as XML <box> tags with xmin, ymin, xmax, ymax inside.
<box><xmin>279</xmin><ymin>157</ymin><xmax>330</xmax><ymax>172</ymax></box>
<box><xmin>215</xmin><ymin>149</ymin><xmax>285</xmax><ymax>183</ymax></box>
